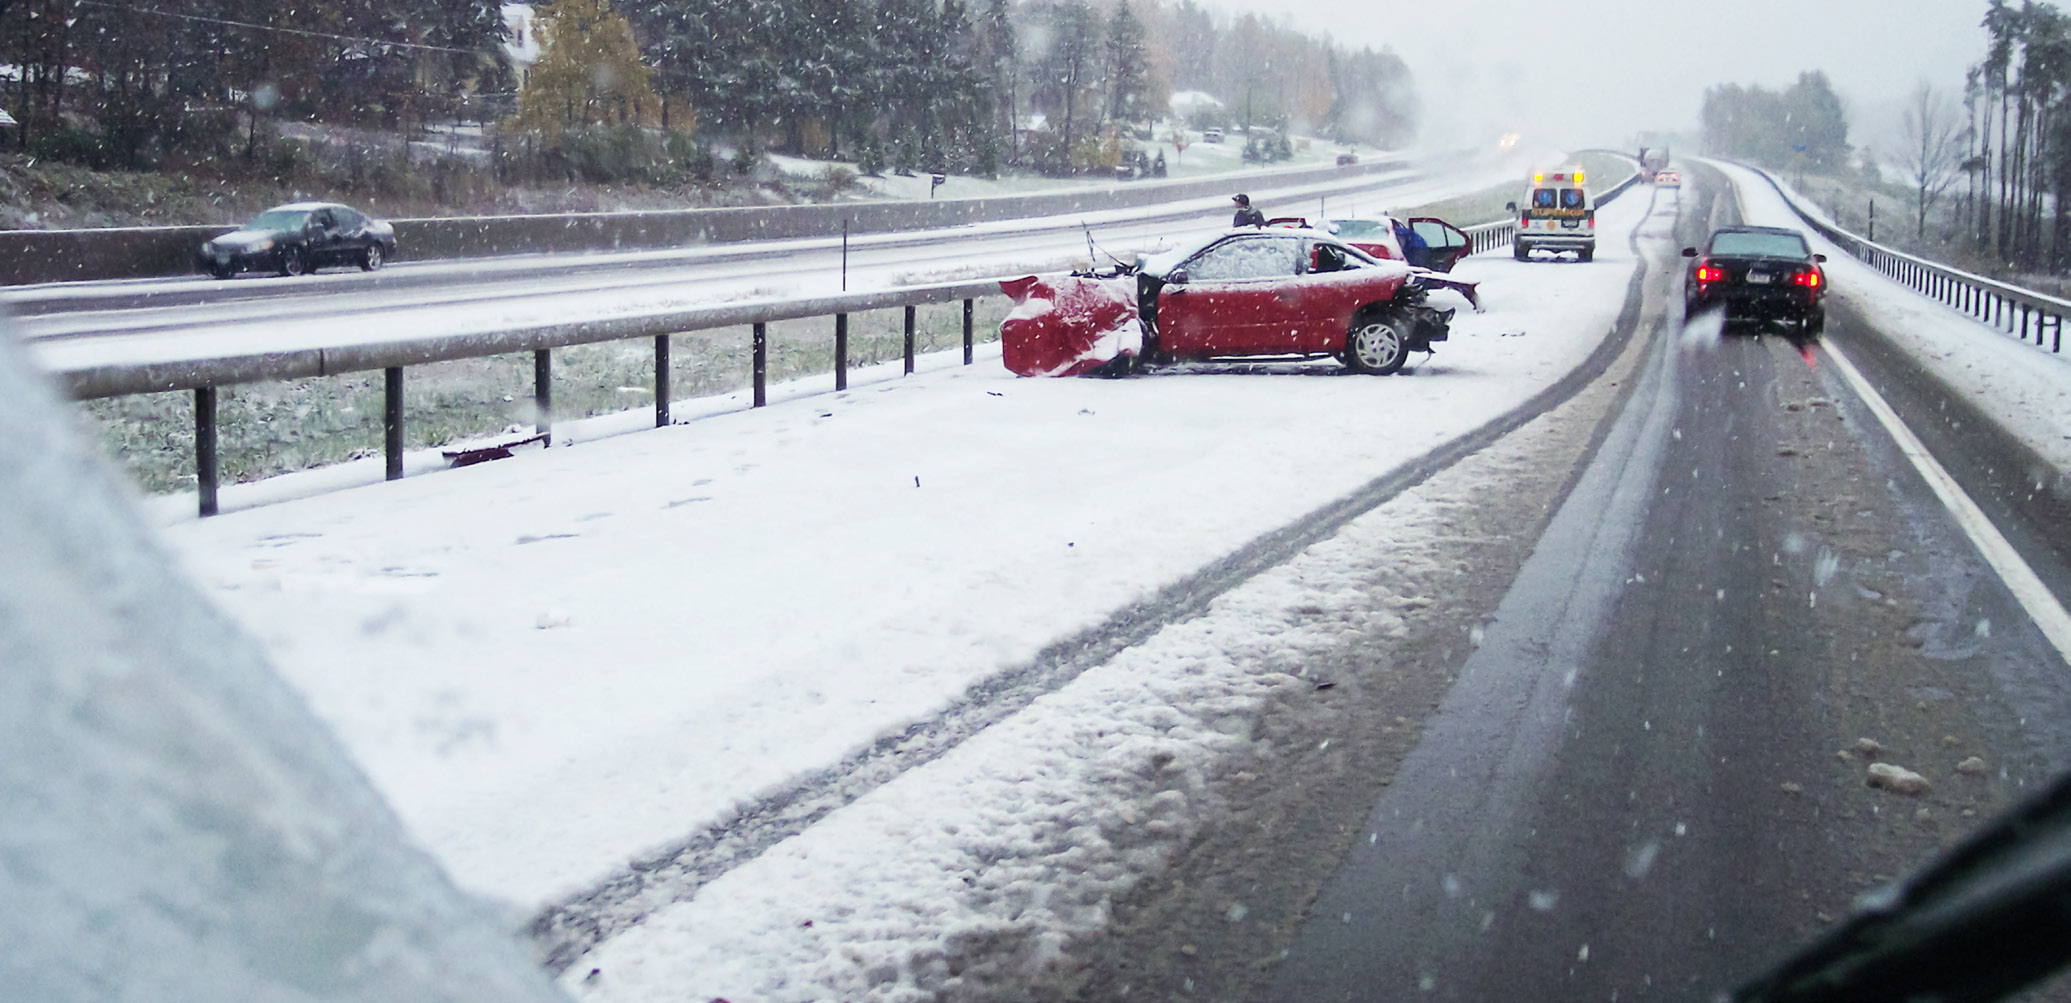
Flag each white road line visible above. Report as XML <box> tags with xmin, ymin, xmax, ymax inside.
<box><xmin>1821</xmin><ymin>338</ymin><xmax>2071</xmax><ymax>662</ymax></box>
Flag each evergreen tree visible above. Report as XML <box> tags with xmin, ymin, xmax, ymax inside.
<box><xmin>974</xmin><ymin>0</ymin><xmax>1018</xmax><ymax>163</ymax></box>
<box><xmin>1105</xmin><ymin>0</ymin><xmax>1152</xmax><ymax>131</ymax></box>
<box><xmin>1780</xmin><ymin>70</ymin><xmax>1851</xmax><ymax>170</ymax></box>
<box><xmin>1029</xmin><ymin>0</ymin><xmax>1100</xmax><ymax>172</ymax></box>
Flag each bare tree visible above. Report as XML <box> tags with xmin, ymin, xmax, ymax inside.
<box><xmin>1900</xmin><ymin>80</ymin><xmax>1966</xmax><ymax>241</ymax></box>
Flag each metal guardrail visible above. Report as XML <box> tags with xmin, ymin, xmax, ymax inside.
<box><xmin>126</xmin><ymin>278</ymin><xmax>999</xmax><ymax>517</ymax></box>
<box><xmin>1742</xmin><ymin>164</ymin><xmax>2065</xmax><ymax>354</ymax></box>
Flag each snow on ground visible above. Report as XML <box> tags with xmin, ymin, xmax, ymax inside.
<box><xmin>564</xmin><ymin>413</ymin><xmax>1492</xmax><ymax>1002</ymax></box>
<box><xmin>155</xmin><ymin>184</ymin><xmax>1670</xmax><ymax>994</ymax></box>
<box><xmin>1711</xmin><ymin>160</ymin><xmax>2071</xmax><ymax>476</ymax></box>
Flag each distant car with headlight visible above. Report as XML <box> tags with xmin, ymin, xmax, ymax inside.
<box><xmin>197</xmin><ymin>202</ymin><xmax>396</xmax><ymax>279</ymax></box>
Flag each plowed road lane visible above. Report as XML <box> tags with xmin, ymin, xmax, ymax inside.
<box><xmin>1268</xmin><ymin>166</ymin><xmax>2071</xmax><ymax>1001</ymax></box>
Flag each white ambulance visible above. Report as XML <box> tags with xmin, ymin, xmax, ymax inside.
<box><xmin>1508</xmin><ymin>166</ymin><xmax>1595</xmax><ymax>262</ymax></box>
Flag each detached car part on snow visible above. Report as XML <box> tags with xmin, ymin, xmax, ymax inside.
<box><xmin>999</xmin><ymin>226</ymin><xmax>1458</xmax><ymax>378</ymax></box>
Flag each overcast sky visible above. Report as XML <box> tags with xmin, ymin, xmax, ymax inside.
<box><xmin>1197</xmin><ymin>0</ymin><xmax>1991</xmax><ymax>159</ymax></box>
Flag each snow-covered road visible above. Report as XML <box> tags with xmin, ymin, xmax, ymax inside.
<box><xmin>154</xmin><ymin>177</ymin><xmax>1671</xmax><ymax>997</ymax></box>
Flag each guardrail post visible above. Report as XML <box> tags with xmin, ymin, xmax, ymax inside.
<box><xmin>384</xmin><ymin>366</ymin><xmax>404</xmax><ymax>481</ymax></box>
<box><xmin>963</xmin><ymin>299</ymin><xmax>974</xmax><ymax>365</ymax></box>
<box><xmin>195</xmin><ymin>386</ymin><xmax>218</xmax><ymax>517</ymax></box>
<box><xmin>654</xmin><ymin>335</ymin><xmax>671</xmax><ymax>427</ymax></box>
<box><xmin>904</xmin><ymin>305</ymin><xmax>916</xmax><ymax>375</ymax></box>
<box><xmin>2054</xmin><ymin>314</ymin><xmax>2062</xmax><ymax>353</ymax></box>
<box><xmin>835</xmin><ymin>313</ymin><xmax>849</xmax><ymax>391</ymax></box>
<box><xmin>2023</xmin><ymin>304</ymin><xmax>2034</xmax><ymax>343</ymax></box>
<box><xmin>534</xmin><ymin>348</ymin><xmax>552</xmax><ymax>445</ymax></box>
<box><xmin>752</xmin><ymin>322</ymin><xmax>768</xmax><ymax>406</ymax></box>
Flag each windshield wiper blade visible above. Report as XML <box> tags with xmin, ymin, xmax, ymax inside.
<box><xmin>1735</xmin><ymin>770</ymin><xmax>2071</xmax><ymax>1003</ymax></box>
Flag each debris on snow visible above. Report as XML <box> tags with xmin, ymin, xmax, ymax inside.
<box><xmin>1851</xmin><ymin>738</ymin><xmax>1885</xmax><ymax>759</ymax></box>
<box><xmin>1866</xmin><ymin>763</ymin><xmax>1930</xmax><ymax>796</ymax></box>
<box><xmin>1956</xmin><ymin>756</ymin><xmax>1988</xmax><ymax>776</ymax></box>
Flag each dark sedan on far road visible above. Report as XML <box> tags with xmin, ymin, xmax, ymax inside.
<box><xmin>197</xmin><ymin>202</ymin><xmax>396</xmax><ymax>279</ymax></box>
<box><xmin>1682</xmin><ymin>225</ymin><xmax>1827</xmax><ymax>336</ymax></box>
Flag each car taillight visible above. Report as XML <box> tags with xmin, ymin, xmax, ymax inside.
<box><xmin>1791</xmin><ymin>269</ymin><xmax>1823</xmax><ymax>289</ymax></box>
<box><xmin>1695</xmin><ymin>263</ymin><xmax>1726</xmax><ymax>283</ymax></box>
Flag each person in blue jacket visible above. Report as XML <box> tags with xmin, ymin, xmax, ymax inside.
<box><xmin>1393</xmin><ymin>217</ymin><xmax>1429</xmax><ymax>268</ymax></box>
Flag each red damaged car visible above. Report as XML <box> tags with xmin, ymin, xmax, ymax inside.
<box><xmin>1000</xmin><ymin>227</ymin><xmax>1456</xmax><ymax>377</ymax></box>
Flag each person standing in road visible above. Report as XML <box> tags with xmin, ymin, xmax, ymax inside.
<box><xmin>1231</xmin><ymin>193</ymin><xmax>1265</xmax><ymax>228</ymax></box>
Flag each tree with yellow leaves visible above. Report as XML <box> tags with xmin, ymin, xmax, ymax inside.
<box><xmin>513</xmin><ymin>0</ymin><xmax>660</xmax><ymax>134</ymax></box>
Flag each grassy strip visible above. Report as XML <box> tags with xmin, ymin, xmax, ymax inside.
<box><xmin>78</xmin><ymin>297</ymin><xmax>1014</xmax><ymax>495</ymax></box>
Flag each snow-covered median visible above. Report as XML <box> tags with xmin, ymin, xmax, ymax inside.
<box><xmin>159</xmin><ymin>186</ymin><xmax>1670</xmax><ymax>961</ymax></box>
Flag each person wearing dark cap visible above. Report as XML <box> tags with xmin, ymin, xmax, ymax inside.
<box><xmin>1232</xmin><ymin>193</ymin><xmax>1265</xmax><ymax>228</ymax></box>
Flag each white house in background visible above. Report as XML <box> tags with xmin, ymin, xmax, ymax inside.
<box><xmin>1168</xmin><ymin>90</ymin><xmax>1225</xmax><ymax>122</ymax></box>
<box><xmin>501</xmin><ymin>3</ymin><xmax>541</xmax><ymax>86</ymax></box>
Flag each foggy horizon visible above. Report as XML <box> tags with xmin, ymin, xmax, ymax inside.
<box><xmin>1192</xmin><ymin>0</ymin><xmax>1991</xmax><ymax>159</ymax></box>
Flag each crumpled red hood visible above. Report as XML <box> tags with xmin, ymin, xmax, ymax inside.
<box><xmin>997</xmin><ymin>274</ymin><xmax>1143</xmax><ymax>377</ymax></box>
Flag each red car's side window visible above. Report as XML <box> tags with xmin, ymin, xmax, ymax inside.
<box><xmin>1186</xmin><ymin>237</ymin><xmax>1303</xmax><ymax>281</ymax></box>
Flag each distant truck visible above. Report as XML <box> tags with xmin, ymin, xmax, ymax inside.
<box><xmin>1638</xmin><ymin>146</ymin><xmax>1670</xmax><ymax>182</ymax></box>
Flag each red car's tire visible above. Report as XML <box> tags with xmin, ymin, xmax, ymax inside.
<box><xmin>1344</xmin><ymin>312</ymin><xmax>1409</xmax><ymax>375</ymax></box>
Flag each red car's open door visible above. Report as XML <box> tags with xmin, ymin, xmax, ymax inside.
<box><xmin>1408</xmin><ymin>218</ymin><xmax>1473</xmax><ymax>273</ymax></box>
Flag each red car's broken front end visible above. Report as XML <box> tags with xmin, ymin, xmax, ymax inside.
<box><xmin>1000</xmin><ymin>227</ymin><xmax>1459</xmax><ymax>377</ymax></box>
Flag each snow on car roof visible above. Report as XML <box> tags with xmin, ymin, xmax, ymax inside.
<box><xmin>1138</xmin><ymin>226</ymin><xmax>1384</xmax><ymax>278</ymax></box>
<box><xmin>269</xmin><ymin>201</ymin><xmax>345</xmax><ymax>211</ymax></box>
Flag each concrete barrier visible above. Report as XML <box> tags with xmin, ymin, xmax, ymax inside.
<box><xmin>0</xmin><ymin>224</ymin><xmax>236</xmax><ymax>285</ymax></box>
<box><xmin>1</xmin><ymin>158</ymin><xmax>1411</xmax><ymax>286</ymax></box>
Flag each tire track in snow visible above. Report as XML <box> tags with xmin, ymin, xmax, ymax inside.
<box><xmin>526</xmin><ymin>187</ymin><xmax>1667</xmax><ymax>975</ymax></box>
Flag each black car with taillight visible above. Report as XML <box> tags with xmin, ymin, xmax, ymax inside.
<box><xmin>1681</xmin><ymin>225</ymin><xmax>1828</xmax><ymax>336</ymax></box>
